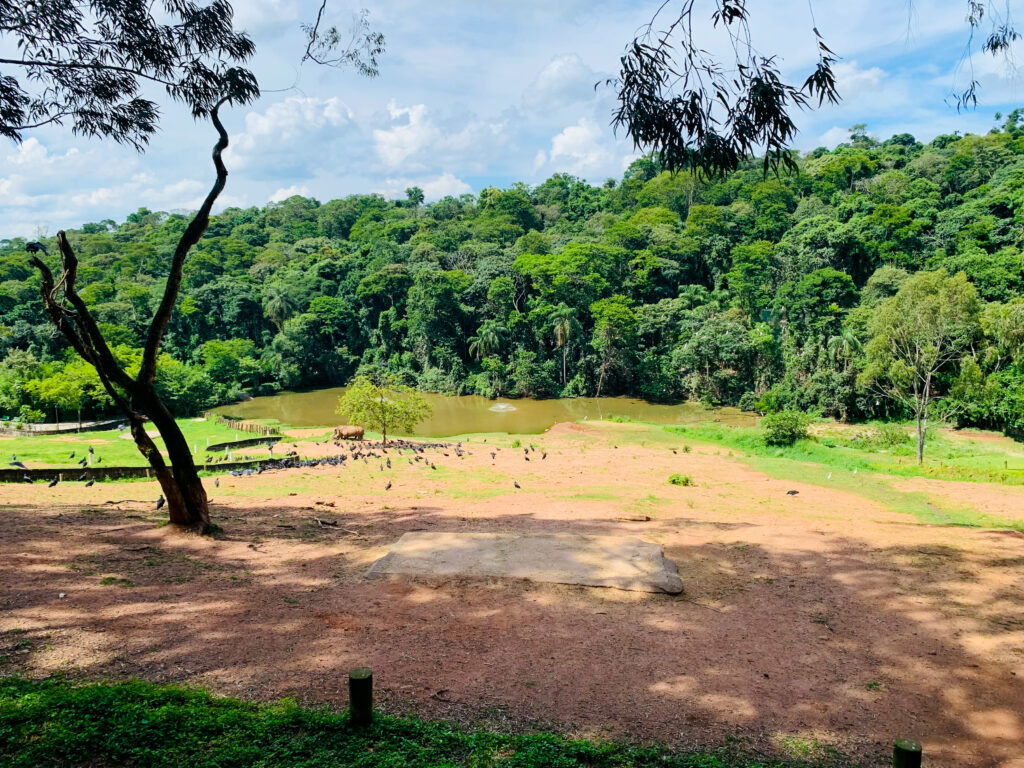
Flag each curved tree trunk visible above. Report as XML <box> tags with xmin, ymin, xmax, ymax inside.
<box><xmin>28</xmin><ymin>103</ymin><xmax>229</xmax><ymax>533</ymax></box>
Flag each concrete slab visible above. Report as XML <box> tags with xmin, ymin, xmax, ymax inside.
<box><xmin>366</xmin><ymin>532</ymin><xmax>683</xmax><ymax>594</ymax></box>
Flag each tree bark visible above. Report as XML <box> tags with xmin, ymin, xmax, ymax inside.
<box><xmin>28</xmin><ymin>101</ymin><xmax>230</xmax><ymax>533</ymax></box>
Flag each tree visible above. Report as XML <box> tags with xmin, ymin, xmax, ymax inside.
<box><xmin>609</xmin><ymin>1</ymin><xmax>1018</xmax><ymax>177</ymax></box>
<box><xmin>10</xmin><ymin>1</ymin><xmax>383</xmax><ymax>531</ymax></box>
<box><xmin>336</xmin><ymin>373</ymin><xmax>431</xmax><ymax>444</ymax></box>
<box><xmin>469</xmin><ymin>320</ymin><xmax>504</xmax><ymax>361</ymax></box>
<box><xmin>550</xmin><ymin>303</ymin><xmax>577</xmax><ymax>386</ymax></box>
<box><xmin>860</xmin><ymin>270</ymin><xmax>982</xmax><ymax>464</ymax></box>
<box><xmin>590</xmin><ymin>296</ymin><xmax>638</xmax><ymax>396</ymax></box>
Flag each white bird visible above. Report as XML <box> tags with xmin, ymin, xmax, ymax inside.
<box><xmin>827</xmin><ymin>472</ymin><xmax>832</xmax><ymax>480</ymax></box>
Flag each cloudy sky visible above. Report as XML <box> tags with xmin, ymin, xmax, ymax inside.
<box><xmin>4</xmin><ymin>0</ymin><xmax>1024</xmax><ymax>238</ymax></box>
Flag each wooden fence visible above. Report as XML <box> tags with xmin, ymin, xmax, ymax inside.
<box><xmin>204</xmin><ymin>412</ymin><xmax>280</xmax><ymax>437</ymax></box>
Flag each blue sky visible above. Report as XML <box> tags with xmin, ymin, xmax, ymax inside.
<box><xmin>3</xmin><ymin>0</ymin><xmax>1024</xmax><ymax>238</ymax></box>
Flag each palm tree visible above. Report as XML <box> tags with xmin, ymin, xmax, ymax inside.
<box><xmin>827</xmin><ymin>327</ymin><xmax>861</xmax><ymax>375</ymax></box>
<box><xmin>263</xmin><ymin>285</ymin><xmax>298</xmax><ymax>331</ymax></box>
<box><xmin>469</xmin><ymin>320</ymin><xmax>504</xmax><ymax>360</ymax></box>
<box><xmin>550</xmin><ymin>303</ymin><xmax>576</xmax><ymax>385</ymax></box>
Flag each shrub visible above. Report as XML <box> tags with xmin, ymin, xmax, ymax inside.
<box><xmin>511</xmin><ymin>439</ymin><xmax>521</xmax><ymax>448</ymax></box>
<box><xmin>668</xmin><ymin>473</ymin><xmax>693</xmax><ymax>486</ymax></box>
<box><xmin>737</xmin><ymin>391</ymin><xmax>758</xmax><ymax>412</ymax></box>
<box><xmin>761</xmin><ymin>410</ymin><xmax>810</xmax><ymax>446</ymax></box>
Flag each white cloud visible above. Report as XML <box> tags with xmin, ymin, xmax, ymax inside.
<box><xmin>269</xmin><ymin>185</ymin><xmax>312</xmax><ymax>202</ymax></box>
<box><xmin>376</xmin><ymin>173</ymin><xmax>472</xmax><ymax>202</ymax></box>
<box><xmin>547</xmin><ymin>117</ymin><xmax>615</xmax><ymax>176</ymax></box>
<box><xmin>372</xmin><ymin>103</ymin><xmax>440</xmax><ymax>168</ymax></box>
<box><xmin>833</xmin><ymin>61</ymin><xmax>886</xmax><ymax>99</ymax></box>
<box><xmin>524</xmin><ymin>54</ymin><xmax>601</xmax><ymax>110</ymax></box>
<box><xmin>422</xmin><ymin>173</ymin><xmax>472</xmax><ymax>200</ymax></box>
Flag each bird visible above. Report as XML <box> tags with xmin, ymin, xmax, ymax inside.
<box><xmin>826</xmin><ymin>472</ymin><xmax>832</xmax><ymax>480</ymax></box>
<box><xmin>78</xmin><ymin>458</ymin><xmax>87</xmax><ymax>466</ymax></box>
<box><xmin>385</xmin><ymin>480</ymin><xmax>392</xmax><ymax>491</ymax></box>
<box><xmin>672</xmin><ymin>449</ymin><xmax>678</xmax><ymax>454</ymax></box>
<box><xmin>542</xmin><ymin>452</ymin><xmax>547</xmax><ymax>460</ymax></box>
<box><xmin>25</xmin><ymin>241</ymin><xmax>49</xmax><ymax>256</ymax></box>
<box><xmin>786</xmin><ymin>490</ymin><xmax>799</xmax><ymax>496</ymax></box>
<box><xmin>84</xmin><ymin>479</ymin><xmax>95</xmax><ymax>487</ymax></box>
<box><xmin>214</xmin><ymin>477</ymin><xmax>219</xmax><ymax>487</ymax></box>
<box><xmin>8</xmin><ymin>461</ymin><xmax>26</xmax><ymax>469</ymax></box>
<box><xmin>22</xmin><ymin>474</ymin><xmax>32</xmax><ymax>483</ymax></box>
<box><xmin>490</xmin><ymin>452</ymin><xmax>496</xmax><ymax>460</ymax></box>
<box><xmin>69</xmin><ymin>451</ymin><xmax>75</xmax><ymax>459</ymax></box>
<box><xmin>513</xmin><ymin>480</ymin><xmax>521</xmax><ymax>489</ymax></box>
<box><xmin>156</xmin><ymin>494</ymin><xmax>165</xmax><ymax>510</ymax></box>
<box><xmin>88</xmin><ymin>446</ymin><xmax>94</xmax><ymax>455</ymax></box>
<box><xmin>11</xmin><ymin>453</ymin><xmax>16</xmax><ymax>460</ymax></box>
<box><xmin>47</xmin><ymin>477</ymin><xmax>58</xmax><ymax>488</ymax></box>
<box><xmin>78</xmin><ymin>473</ymin><xmax>87</xmax><ymax>481</ymax></box>
<box><xmin>95</xmin><ymin>456</ymin><xmax>102</xmax><ymax>464</ymax></box>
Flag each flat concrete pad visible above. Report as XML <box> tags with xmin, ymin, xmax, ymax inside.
<box><xmin>366</xmin><ymin>532</ymin><xmax>683</xmax><ymax>594</ymax></box>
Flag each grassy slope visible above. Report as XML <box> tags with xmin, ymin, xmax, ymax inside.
<box><xmin>0</xmin><ymin>678</ymin><xmax>843</xmax><ymax>768</ymax></box>
<box><xmin>664</xmin><ymin>423</ymin><xmax>1024</xmax><ymax>531</ymax></box>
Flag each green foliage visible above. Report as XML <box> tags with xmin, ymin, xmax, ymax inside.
<box><xmin>2</xmin><ymin>122</ymin><xmax>1024</xmax><ymax>439</ymax></box>
<box><xmin>761</xmin><ymin>410</ymin><xmax>810</xmax><ymax>446</ymax></box>
<box><xmin>0</xmin><ymin>677</ymin><xmax>835</xmax><ymax>768</ymax></box>
<box><xmin>336</xmin><ymin>374</ymin><xmax>431</xmax><ymax>442</ymax></box>
<box><xmin>668</xmin><ymin>473</ymin><xmax>693</xmax><ymax>486</ymax></box>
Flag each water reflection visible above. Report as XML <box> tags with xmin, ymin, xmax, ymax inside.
<box><xmin>214</xmin><ymin>388</ymin><xmax>757</xmax><ymax>437</ymax></box>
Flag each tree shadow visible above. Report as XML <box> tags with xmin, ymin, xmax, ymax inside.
<box><xmin>0</xmin><ymin>497</ymin><xmax>1022</xmax><ymax>768</ymax></box>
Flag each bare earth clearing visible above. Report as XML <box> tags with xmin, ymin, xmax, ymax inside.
<box><xmin>1</xmin><ymin>422</ymin><xmax>1022</xmax><ymax>767</ymax></box>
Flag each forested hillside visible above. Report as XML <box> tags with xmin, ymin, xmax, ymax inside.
<box><xmin>2</xmin><ymin>120</ymin><xmax>1023</xmax><ymax>434</ymax></box>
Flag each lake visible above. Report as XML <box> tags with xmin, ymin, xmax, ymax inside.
<box><xmin>213</xmin><ymin>388</ymin><xmax>757</xmax><ymax>436</ymax></box>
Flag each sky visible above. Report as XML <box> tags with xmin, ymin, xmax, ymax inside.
<box><xmin>4</xmin><ymin>0</ymin><xmax>1024</xmax><ymax>238</ymax></box>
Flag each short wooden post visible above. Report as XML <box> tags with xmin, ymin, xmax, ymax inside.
<box><xmin>893</xmin><ymin>738</ymin><xmax>922</xmax><ymax>768</ymax></box>
<box><xmin>348</xmin><ymin>667</ymin><xmax>373</xmax><ymax>727</ymax></box>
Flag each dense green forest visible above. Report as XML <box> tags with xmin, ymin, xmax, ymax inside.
<box><xmin>2</xmin><ymin>120</ymin><xmax>1023</xmax><ymax>435</ymax></box>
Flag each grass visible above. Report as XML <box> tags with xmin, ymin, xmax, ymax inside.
<box><xmin>665</xmin><ymin>424</ymin><xmax>1024</xmax><ymax>531</ymax></box>
<box><xmin>0</xmin><ymin>677</ymin><xmax>845</xmax><ymax>768</ymax></box>
<box><xmin>666</xmin><ymin>422</ymin><xmax>1024</xmax><ymax>486</ymax></box>
<box><xmin>0</xmin><ymin>418</ymin><xmax>251</xmax><ymax>469</ymax></box>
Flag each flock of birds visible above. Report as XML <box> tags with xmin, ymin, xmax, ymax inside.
<box><xmin>7</xmin><ymin>433</ymin><xmax>812</xmax><ymax>508</ymax></box>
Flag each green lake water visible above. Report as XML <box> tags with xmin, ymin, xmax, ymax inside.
<box><xmin>214</xmin><ymin>389</ymin><xmax>757</xmax><ymax>437</ymax></box>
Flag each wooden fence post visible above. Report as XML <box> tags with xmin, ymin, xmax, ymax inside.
<box><xmin>893</xmin><ymin>738</ymin><xmax>922</xmax><ymax>768</ymax></box>
<box><xmin>348</xmin><ymin>667</ymin><xmax>373</xmax><ymax>727</ymax></box>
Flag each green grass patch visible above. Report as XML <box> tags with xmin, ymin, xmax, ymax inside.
<box><xmin>0</xmin><ymin>677</ymin><xmax>847</xmax><ymax>768</ymax></box>
<box><xmin>666</xmin><ymin>424</ymin><xmax>1024</xmax><ymax>531</ymax></box>
<box><xmin>668</xmin><ymin>473</ymin><xmax>693</xmax><ymax>487</ymax></box>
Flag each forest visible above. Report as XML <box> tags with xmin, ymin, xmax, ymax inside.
<box><xmin>2</xmin><ymin>119</ymin><xmax>1023</xmax><ymax>436</ymax></box>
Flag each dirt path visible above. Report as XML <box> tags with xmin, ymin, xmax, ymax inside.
<box><xmin>1</xmin><ymin>422</ymin><xmax>1021</xmax><ymax>767</ymax></box>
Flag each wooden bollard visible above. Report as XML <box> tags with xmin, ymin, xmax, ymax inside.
<box><xmin>348</xmin><ymin>667</ymin><xmax>373</xmax><ymax>726</ymax></box>
<box><xmin>893</xmin><ymin>738</ymin><xmax>922</xmax><ymax>768</ymax></box>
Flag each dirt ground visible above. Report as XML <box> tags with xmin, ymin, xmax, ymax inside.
<box><xmin>1</xmin><ymin>422</ymin><xmax>1022</xmax><ymax>767</ymax></box>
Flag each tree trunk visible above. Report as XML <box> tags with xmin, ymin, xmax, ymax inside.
<box><xmin>916</xmin><ymin>411</ymin><xmax>926</xmax><ymax>466</ymax></box>
<box><xmin>132</xmin><ymin>388</ymin><xmax>210</xmax><ymax>531</ymax></box>
<box><xmin>562</xmin><ymin>346</ymin><xmax>567</xmax><ymax>386</ymax></box>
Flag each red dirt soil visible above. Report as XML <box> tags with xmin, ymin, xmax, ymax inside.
<box><xmin>1</xmin><ymin>422</ymin><xmax>1021</xmax><ymax>767</ymax></box>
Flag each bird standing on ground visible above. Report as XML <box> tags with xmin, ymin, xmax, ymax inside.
<box><xmin>48</xmin><ymin>477</ymin><xmax>58</xmax><ymax>488</ymax></box>
<box><xmin>385</xmin><ymin>480</ymin><xmax>392</xmax><ymax>491</ymax></box>
<box><xmin>156</xmin><ymin>494</ymin><xmax>165</xmax><ymax>510</ymax></box>
<box><xmin>214</xmin><ymin>477</ymin><xmax>219</xmax><ymax>487</ymax></box>
<box><xmin>513</xmin><ymin>480</ymin><xmax>521</xmax><ymax>489</ymax></box>
<box><xmin>786</xmin><ymin>490</ymin><xmax>799</xmax><ymax>496</ymax></box>
<box><xmin>84</xmin><ymin>479</ymin><xmax>95</xmax><ymax>487</ymax></box>
<box><xmin>69</xmin><ymin>452</ymin><xmax>75</xmax><ymax>459</ymax></box>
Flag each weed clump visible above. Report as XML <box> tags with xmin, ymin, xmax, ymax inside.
<box><xmin>668</xmin><ymin>473</ymin><xmax>693</xmax><ymax>486</ymax></box>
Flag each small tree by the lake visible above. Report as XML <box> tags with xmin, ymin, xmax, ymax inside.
<box><xmin>337</xmin><ymin>375</ymin><xmax>431</xmax><ymax>444</ymax></box>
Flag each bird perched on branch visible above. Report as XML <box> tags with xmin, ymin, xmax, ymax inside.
<box><xmin>25</xmin><ymin>241</ymin><xmax>49</xmax><ymax>256</ymax></box>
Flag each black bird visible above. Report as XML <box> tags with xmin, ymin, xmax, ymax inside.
<box><xmin>672</xmin><ymin>449</ymin><xmax>678</xmax><ymax>454</ymax></box>
<box><xmin>513</xmin><ymin>480</ymin><xmax>521</xmax><ymax>489</ymax></box>
<box><xmin>542</xmin><ymin>452</ymin><xmax>547</xmax><ymax>459</ymax></box>
<box><xmin>88</xmin><ymin>446</ymin><xmax>94</xmax><ymax>454</ymax></box>
<box><xmin>48</xmin><ymin>477</ymin><xmax>59</xmax><ymax>488</ymax></box>
<box><xmin>11</xmin><ymin>453</ymin><xmax>16</xmax><ymax>461</ymax></box>
<box><xmin>95</xmin><ymin>456</ymin><xmax>102</xmax><ymax>464</ymax></box>
<box><xmin>385</xmin><ymin>480</ymin><xmax>392</xmax><ymax>491</ymax></box>
<box><xmin>156</xmin><ymin>494</ymin><xmax>165</xmax><ymax>510</ymax></box>
<box><xmin>524</xmin><ymin>455</ymin><xmax>530</xmax><ymax>461</ymax></box>
<box><xmin>9</xmin><ymin>461</ymin><xmax>26</xmax><ymax>469</ymax></box>
<box><xmin>23</xmin><ymin>474</ymin><xmax>32</xmax><ymax>483</ymax></box>
<box><xmin>78</xmin><ymin>473</ymin><xmax>87</xmax><ymax>481</ymax></box>
<box><xmin>214</xmin><ymin>477</ymin><xmax>219</xmax><ymax>487</ymax></box>
<box><xmin>69</xmin><ymin>451</ymin><xmax>76</xmax><ymax>459</ymax></box>
<box><xmin>84</xmin><ymin>479</ymin><xmax>95</xmax><ymax>487</ymax></box>
<box><xmin>490</xmin><ymin>452</ymin><xmax>496</xmax><ymax>460</ymax></box>
<box><xmin>25</xmin><ymin>241</ymin><xmax>49</xmax><ymax>256</ymax></box>
<box><xmin>386</xmin><ymin>458</ymin><xmax>391</xmax><ymax>469</ymax></box>
<box><xmin>78</xmin><ymin>458</ymin><xmax>87</xmax><ymax>466</ymax></box>
<box><xmin>786</xmin><ymin>490</ymin><xmax>799</xmax><ymax>496</ymax></box>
